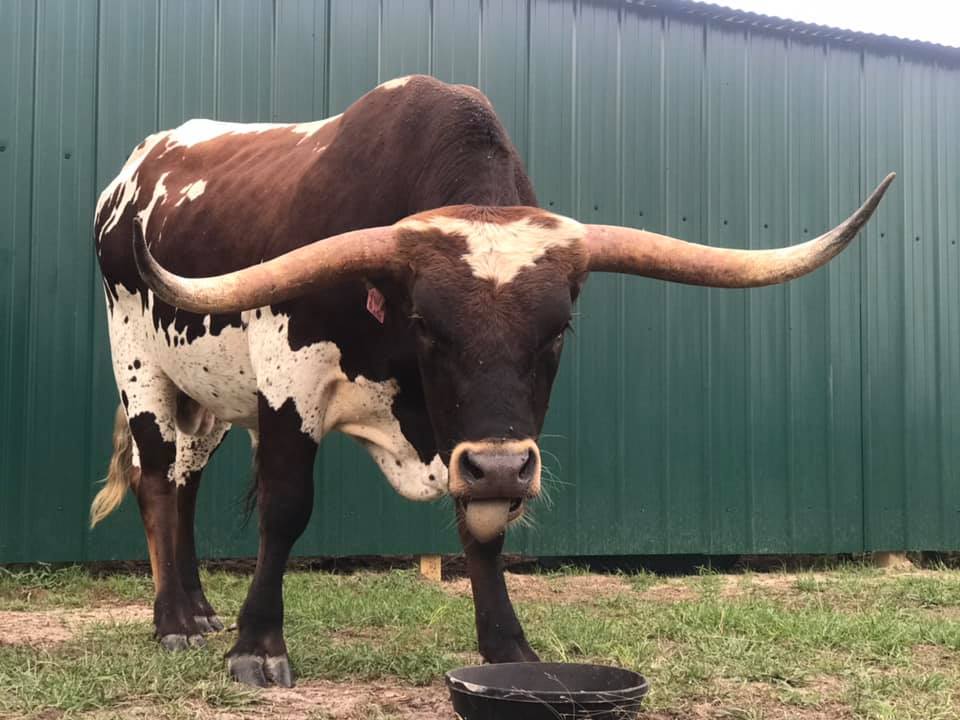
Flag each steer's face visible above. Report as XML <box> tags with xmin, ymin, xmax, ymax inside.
<box><xmin>395</xmin><ymin>206</ymin><xmax>589</xmax><ymax>539</ymax></box>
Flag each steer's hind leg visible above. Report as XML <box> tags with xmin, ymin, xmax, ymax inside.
<box><xmin>128</xmin><ymin>407</ymin><xmax>205</xmax><ymax>651</ymax></box>
<box><xmin>226</xmin><ymin>397</ymin><xmax>317</xmax><ymax>687</ymax></box>
<box><xmin>174</xmin><ymin>397</ymin><xmax>231</xmax><ymax>634</ymax></box>
<box><xmin>457</xmin><ymin>509</ymin><xmax>539</xmax><ymax>663</ymax></box>
<box><xmin>176</xmin><ymin>471</ymin><xmax>224</xmax><ymax>634</ymax></box>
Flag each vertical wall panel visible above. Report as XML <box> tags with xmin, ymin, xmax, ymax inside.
<box><xmin>217</xmin><ymin>0</ymin><xmax>273</xmax><ymax>122</ymax></box>
<box><xmin>824</xmin><ymin>46</ymin><xmax>865</xmax><ymax>552</ymax></box>
<box><xmin>380</xmin><ymin>0</ymin><xmax>431</xmax><ymax>79</ymax></box>
<box><xmin>746</xmin><ymin>31</ymin><xmax>791</xmax><ymax>551</ymax></box>
<box><xmin>432</xmin><ymin>0</ymin><xmax>481</xmax><ymax>85</ymax></box>
<box><xmin>936</xmin><ymin>63</ymin><xmax>960</xmax><ymax>551</ymax></box>
<box><xmin>618</xmin><ymin>8</ymin><xmax>668</xmax><ymax>554</ymax></box>
<box><xmin>785</xmin><ymin>39</ymin><xmax>833</xmax><ymax>551</ymax></box>
<box><xmin>900</xmin><ymin>59</ymin><xmax>941</xmax><ymax>548</ymax></box>
<box><xmin>327</xmin><ymin>0</ymin><xmax>379</xmax><ymax>113</ymax></box>
<box><xmin>705</xmin><ymin>26</ymin><xmax>750</xmax><ymax>552</ymax></box>
<box><xmin>570</xmin><ymin>0</ymin><xmax>623</xmax><ymax>554</ymax></box>
<box><xmin>479</xmin><ymin>0</ymin><xmax>529</xmax><ymax>155</ymax></box>
<box><xmin>526</xmin><ymin>0</ymin><xmax>577</xmax><ymax>554</ymax></box>
<box><xmin>861</xmin><ymin>52</ymin><xmax>907</xmax><ymax>552</ymax></box>
<box><xmin>158</xmin><ymin>0</ymin><xmax>218</xmax><ymax>128</ymax></box>
<box><xmin>20</xmin><ymin>0</ymin><xmax>99</xmax><ymax>559</ymax></box>
<box><xmin>2</xmin><ymin>1</ymin><xmax>959</xmax><ymax>561</ymax></box>
<box><xmin>0</xmin><ymin>0</ymin><xmax>37</xmax><ymax>560</ymax></box>
<box><xmin>274</xmin><ymin>0</ymin><xmax>329</xmax><ymax>121</ymax></box>
<box><xmin>662</xmin><ymin>18</ymin><xmax>708</xmax><ymax>553</ymax></box>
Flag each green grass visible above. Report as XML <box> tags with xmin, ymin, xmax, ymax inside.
<box><xmin>1</xmin><ymin>564</ymin><xmax>960</xmax><ymax>718</ymax></box>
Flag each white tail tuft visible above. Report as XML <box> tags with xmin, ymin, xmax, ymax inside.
<box><xmin>90</xmin><ymin>404</ymin><xmax>138</xmax><ymax>528</ymax></box>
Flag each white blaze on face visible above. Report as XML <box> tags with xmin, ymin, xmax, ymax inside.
<box><xmin>399</xmin><ymin>213</ymin><xmax>587</xmax><ymax>285</ymax></box>
<box><xmin>248</xmin><ymin>307</ymin><xmax>448</xmax><ymax>501</ymax></box>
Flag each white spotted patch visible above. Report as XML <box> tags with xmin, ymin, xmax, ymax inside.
<box><xmin>248</xmin><ymin>307</ymin><xmax>447</xmax><ymax>500</ymax></box>
<box><xmin>95</xmin><ymin>130</ymin><xmax>171</xmax><ymax>246</ymax></box>
<box><xmin>176</xmin><ymin>180</ymin><xmax>207</xmax><ymax>206</ymax></box>
<box><xmin>290</xmin><ymin>114</ymin><xmax>342</xmax><ymax>144</ymax></box>
<box><xmin>399</xmin><ymin>213</ymin><xmax>587</xmax><ymax>285</ymax></box>
<box><xmin>136</xmin><ymin>172</ymin><xmax>171</xmax><ymax>236</ymax></box>
<box><xmin>173</xmin><ymin>418</ymin><xmax>230</xmax><ymax>485</ymax></box>
<box><xmin>107</xmin><ymin>287</ymin><xmax>255</xmax><ymax>485</ymax></box>
<box><xmin>377</xmin><ymin>75</ymin><xmax>414</xmax><ymax>90</ymax></box>
<box><xmin>105</xmin><ymin>287</ymin><xmax>446</xmax><ymax>499</ymax></box>
<box><xmin>158</xmin><ymin>116</ymin><xmax>342</xmax><ymax>153</ymax></box>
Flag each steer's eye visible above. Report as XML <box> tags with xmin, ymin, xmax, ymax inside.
<box><xmin>539</xmin><ymin>330</ymin><xmax>566</xmax><ymax>356</ymax></box>
<box><xmin>410</xmin><ymin>313</ymin><xmax>448</xmax><ymax>351</ymax></box>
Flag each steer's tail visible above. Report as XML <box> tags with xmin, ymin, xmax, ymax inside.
<box><xmin>90</xmin><ymin>404</ymin><xmax>137</xmax><ymax>528</ymax></box>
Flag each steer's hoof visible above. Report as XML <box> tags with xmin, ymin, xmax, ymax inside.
<box><xmin>160</xmin><ymin>634</ymin><xmax>189</xmax><ymax>652</ymax></box>
<box><xmin>265</xmin><ymin>655</ymin><xmax>294</xmax><ymax>687</ymax></box>
<box><xmin>160</xmin><ymin>633</ymin><xmax>206</xmax><ymax>651</ymax></box>
<box><xmin>194</xmin><ymin>615</ymin><xmax>224</xmax><ymax>634</ymax></box>
<box><xmin>228</xmin><ymin>654</ymin><xmax>294</xmax><ymax>688</ymax></box>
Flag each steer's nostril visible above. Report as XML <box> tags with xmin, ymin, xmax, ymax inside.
<box><xmin>460</xmin><ymin>451</ymin><xmax>485</xmax><ymax>483</ymax></box>
<box><xmin>518</xmin><ymin>450</ymin><xmax>536</xmax><ymax>483</ymax></box>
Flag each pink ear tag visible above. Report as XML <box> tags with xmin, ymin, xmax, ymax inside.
<box><xmin>366</xmin><ymin>287</ymin><xmax>386</xmax><ymax>324</ymax></box>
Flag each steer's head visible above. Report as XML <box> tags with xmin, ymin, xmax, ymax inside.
<box><xmin>392</xmin><ymin>207</ymin><xmax>589</xmax><ymax>538</ymax></box>
<box><xmin>133</xmin><ymin>174</ymin><xmax>895</xmax><ymax>542</ymax></box>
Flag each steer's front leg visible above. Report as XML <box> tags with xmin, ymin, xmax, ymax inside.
<box><xmin>226</xmin><ymin>398</ymin><xmax>318</xmax><ymax>688</ymax></box>
<box><xmin>457</xmin><ymin>510</ymin><xmax>539</xmax><ymax>663</ymax></box>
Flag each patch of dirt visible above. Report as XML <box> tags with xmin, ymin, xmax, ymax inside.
<box><xmin>441</xmin><ymin>571</ymin><xmax>632</xmax><ymax>603</ymax></box>
<box><xmin>911</xmin><ymin>643</ymin><xmax>960</xmax><ymax>669</ymax></box>
<box><xmin>0</xmin><ymin>605</ymin><xmax>151</xmax><ymax>647</ymax></box>
<box><xmin>636</xmin><ymin>582</ymin><xmax>698</xmax><ymax>603</ymax></box>
<box><xmin>264</xmin><ymin>680</ymin><xmax>450</xmax><ymax>719</ymax></box>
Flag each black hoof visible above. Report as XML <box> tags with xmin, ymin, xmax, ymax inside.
<box><xmin>227</xmin><ymin>653</ymin><xmax>294</xmax><ymax>688</ymax></box>
<box><xmin>160</xmin><ymin>634</ymin><xmax>189</xmax><ymax>652</ymax></box>
<box><xmin>194</xmin><ymin>615</ymin><xmax>224</xmax><ymax>634</ymax></box>
<box><xmin>160</xmin><ymin>633</ymin><xmax>205</xmax><ymax>651</ymax></box>
<box><xmin>265</xmin><ymin>655</ymin><xmax>294</xmax><ymax>687</ymax></box>
<box><xmin>228</xmin><ymin>655</ymin><xmax>268</xmax><ymax>687</ymax></box>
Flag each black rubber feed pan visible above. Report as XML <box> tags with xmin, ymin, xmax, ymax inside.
<box><xmin>446</xmin><ymin>662</ymin><xmax>649</xmax><ymax>719</ymax></box>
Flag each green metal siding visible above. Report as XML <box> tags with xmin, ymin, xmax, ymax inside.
<box><xmin>1</xmin><ymin>0</ymin><xmax>958</xmax><ymax>562</ymax></box>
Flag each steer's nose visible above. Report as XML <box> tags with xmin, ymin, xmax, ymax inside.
<box><xmin>461</xmin><ymin>448</ymin><xmax>534</xmax><ymax>486</ymax></box>
<box><xmin>450</xmin><ymin>440</ymin><xmax>541</xmax><ymax>499</ymax></box>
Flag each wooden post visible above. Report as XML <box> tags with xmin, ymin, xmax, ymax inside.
<box><xmin>419</xmin><ymin>554</ymin><xmax>442</xmax><ymax>582</ymax></box>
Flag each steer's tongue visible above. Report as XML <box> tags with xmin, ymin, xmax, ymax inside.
<box><xmin>464</xmin><ymin>500</ymin><xmax>512</xmax><ymax>543</ymax></box>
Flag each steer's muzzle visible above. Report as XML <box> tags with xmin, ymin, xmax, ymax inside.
<box><xmin>449</xmin><ymin>439</ymin><xmax>541</xmax><ymax>543</ymax></box>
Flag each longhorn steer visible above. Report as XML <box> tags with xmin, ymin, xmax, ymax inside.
<box><xmin>91</xmin><ymin>74</ymin><xmax>893</xmax><ymax>687</ymax></box>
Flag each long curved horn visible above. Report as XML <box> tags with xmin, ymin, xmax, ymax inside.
<box><xmin>584</xmin><ymin>173</ymin><xmax>895</xmax><ymax>286</ymax></box>
<box><xmin>133</xmin><ymin>222</ymin><xmax>399</xmax><ymax>314</ymax></box>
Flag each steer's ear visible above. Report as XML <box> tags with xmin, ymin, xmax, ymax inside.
<box><xmin>569</xmin><ymin>271</ymin><xmax>589</xmax><ymax>303</ymax></box>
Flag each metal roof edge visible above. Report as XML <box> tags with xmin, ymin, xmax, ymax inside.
<box><xmin>615</xmin><ymin>0</ymin><xmax>960</xmax><ymax>64</ymax></box>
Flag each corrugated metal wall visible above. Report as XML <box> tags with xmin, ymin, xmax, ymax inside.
<box><xmin>2</xmin><ymin>0</ymin><xmax>958</xmax><ymax>562</ymax></box>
